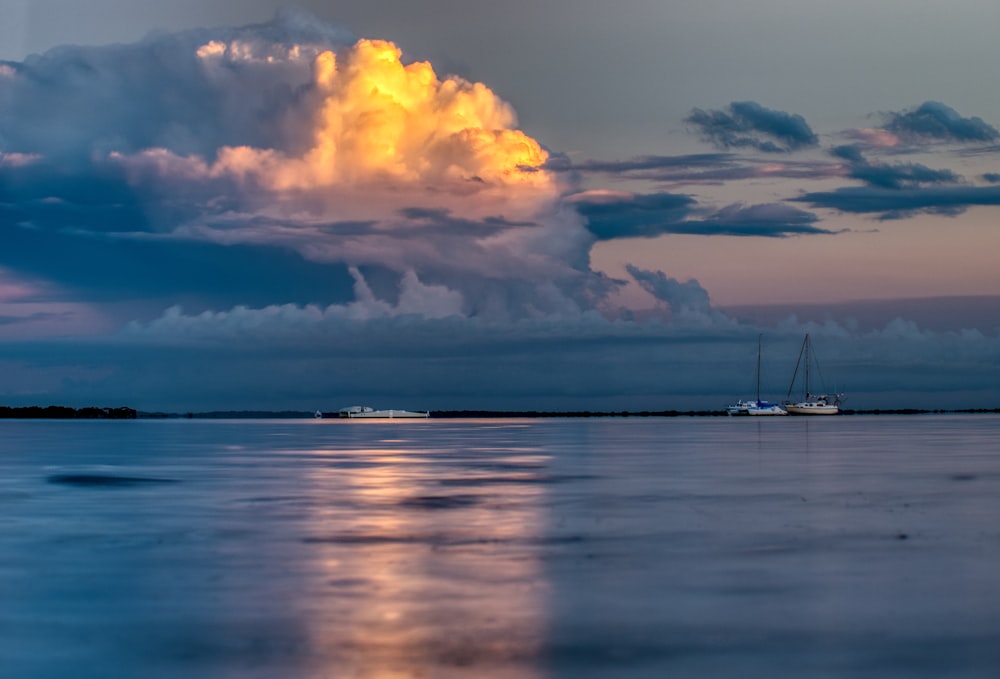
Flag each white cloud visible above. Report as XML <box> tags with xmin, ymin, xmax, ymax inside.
<box><xmin>125</xmin><ymin>266</ymin><xmax>464</xmax><ymax>343</ymax></box>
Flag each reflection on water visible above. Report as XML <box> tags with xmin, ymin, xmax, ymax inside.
<box><xmin>296</xmin><ymin>437</ymin><xmax>549</xmax><ymax>678</ymax></box>
<box><xmin>3</xmin><ymin>415</ymin><xmax>1000</xmax><ymax>677</ymax></box>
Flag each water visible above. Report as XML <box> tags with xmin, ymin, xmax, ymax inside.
<box><xmin>2</xmin><ymin>415</ymin><xmax>1000</xmax><ymax>678</ymax></box>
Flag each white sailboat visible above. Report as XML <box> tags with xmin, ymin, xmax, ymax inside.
<box><xmin>784</xmin><ymin>334</ymin><xmax>843</xmax><ymax>415</ymax></box>
<box><xmin>727</xmin><ymin>335</ymin><xmax>788</xmax><ymax>416</ymax></box>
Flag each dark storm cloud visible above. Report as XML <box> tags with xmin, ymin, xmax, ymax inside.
<box><xmin>0</xmin><ymin>220</ymin><xmax>357</xmax><ymax>306</ymax></box>
<box><xmin>0</xmin><ymin>158</ymin><xmax>150</xmax><ymax>233</ymax></box>
<box><xmin>983</xmin><ymin>173</ymin><xmax>1000</xmax><ymax>183</ymax></box>
<box><xmin>0</xmin><ymin>155</ymin><xmax>356</xmax><ymax>307</ymax></box>
<box><xmin>572</xmin><ymin>192</ymin><xmax>831</xmax><ymax>239</ymax></box>
<box><xmin>685</xmin><ymin>101</ymin><xmax>819</xmax><ymax>153</ymax></box>
<box><xmin>881</xmin><ymin>101</ymin><xmax>999</xmax><ymax>143</ymax></box>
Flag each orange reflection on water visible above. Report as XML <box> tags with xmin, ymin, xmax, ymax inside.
<box><xmin>298</xmin><ymin>441</ymin><xmax>550</xmax><ymax>677</ymax></box>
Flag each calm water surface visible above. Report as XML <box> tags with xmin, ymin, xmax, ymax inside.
<box><xmin>2</xmin><ymin>415</ymin><xmax>1000</xmax><ymax>678</ymax></box>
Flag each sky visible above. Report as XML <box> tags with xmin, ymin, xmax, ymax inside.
<box><xmin>2</xmin><ymin>0</ymin><xmax>1000</xmax><ymax>412</ymax></box>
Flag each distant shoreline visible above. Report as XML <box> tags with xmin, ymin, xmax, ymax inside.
<box><xmin>3</xmin><ymin>406</ymin><xmax>1000</xmax><ymax>419</ymax></box>
<box><xmin>0</xmin><ymin>406</ymin><xmax>137</xmax><ymax>419</ymax></box>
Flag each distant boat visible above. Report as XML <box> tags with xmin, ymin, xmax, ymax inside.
<box><xmin>784</xmin><ymin>334</ymin><xmax>843</xmax><ymax>415</ymax></box>
<box><xmin>338</xmin><ymin>406</ymin><xmax>430</xmax><ymax>419</ymax></box>
<box><xmin>727</xmin><ymin>334</ymin><xmax>787</xmax><ymax>416</ymax></box>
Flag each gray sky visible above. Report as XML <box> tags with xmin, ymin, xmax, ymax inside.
<box><xmin>3</xmin><ymin>1</ymin><xmax>1000</xmax><ymax>411</ymax></box>
<box><xmin>6</xmin><ymin>0</ymin><xmax>999</xmax><ymax>157</ymax></box>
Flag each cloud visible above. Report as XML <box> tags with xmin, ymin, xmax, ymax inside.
<box><xmin>572</xmin><ymin>153</ymin><xmax>734</xmax><ymax>174</ymax></box>
<box><xmin>2</xmin><ymin>9</ymin><xmax>551</xmax><ymax>197</ymax></box>
<box><xmin>880</xmin><ymin>101</ymin><xmax>999</xmax><ymax>144</ymax></box>
<box><xmin>0</xmin><ymin>204</ymin><xmax>361</xmax><ymax>308</ymax></box>
<box><xmin>812</xmin><ymin>142</ymin><xmax>990</xmax><ymax>216</ymax></box>
<box><xmin>568</xmin><ymin>191</ymin><xmax>696</xmax><ymax>239</ymax></box>
<box><xmin>830</xmin><ymin>144</ymin><xmax>867</xmax><ymax>164</ymax></box>
<box><xmin>700</xmin><ymin>202</ymin><xmax>834</xmax><ymax>235</ymax></box>
<box><xmin>800</xmin><ymin>140</ymin><xmax>1000</xmax><ymax>217</ymax></box>
<box><xmin>0</xmin><ymin>12</ymin><xmax>340</xmax><ymax>160</ymax></box>
<box><xmin>842</xmin><ymin>128</ymin><xmax>901</xmax><ymax>149</ymax></box>
<box><xmin>569</xmin><ymin>191</ymin><xmax>832</xmax><ymax>239</ymax></box>
<box><xmin>831</xmin><ymin>145</ymin><xmax>961</xmax><ymax>190</ymax></box>
<box><xmin>0</xmin><ymin>10</ymin><xmax>614</xmax><ymax>323</ymax></box>
<box><xmin>625</xmin><ymin>265</ymin><xmax>717</xmax><ymax>319</ymax></box>
<box><xmin>178</xmin><ymin>38</ymin><xmax>553</xmax><ymax>196</ymax></box>
<box><xmin>575</xmin><ymin>99</ymin><xmax>998</xmax><ymax>227</ymax></box>
<box><xmin>848</xmin><ymin>162</ymin><xmax>959</xmax><ymax>190</ymax></box>
<box><xmin>567</xmin><ymin>152</ymin><xmax>844</xmax><ymax>185</ymax></box>
<box><xmin>126</xmin><ymin>266</ymin><xmax>464</xmax><ymax>341</ymax></box>
<box><xmin>685</xmin><ymin>101</ymin><xmax>819</xmax><ymax>153</ymax></box>
<box><xmin>796</xmin><ymin>184</ymin><xmax>1000</xmax><ymax>219</ymax></box>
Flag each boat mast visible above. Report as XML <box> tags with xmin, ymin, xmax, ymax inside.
<box><xmin>803</xmin><ymin>333</ymin><xmax>811</xmax><ymax>397</ymax></box>
<box><xmin>786</xmin><ymin>334</ymin><xmax>808</xmax><ymax>401</ymax></box>
<box><xmin>755</xmin><ymin>334</ymin><xmax>762</xmax><ymax>404</ymax></box>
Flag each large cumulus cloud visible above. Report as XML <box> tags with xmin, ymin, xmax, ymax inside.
<box><xmin>0</xmin><ymin>9</ymin><xmax>611</xmax><ymax>323</ymax></box>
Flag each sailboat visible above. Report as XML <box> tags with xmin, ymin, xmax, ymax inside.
<box><xmin>727</xmin><ymin>335</ymin><xmax>788</xmax><ymax>416</ymax></box>
<box><xmin>784</xmin><ymin>334</ymin><xmax>843</xmax><ymax>415</ymax></box>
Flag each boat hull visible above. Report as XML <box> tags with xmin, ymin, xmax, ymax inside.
<box><xmin>340</xmin><ymin>408</ymin><xmax>429</xmax><ymax>419</ymax></box>
<box><xmin>785</xmin><ymin>402</ymin><xmax>839</xmax><ymax>415</ymax></box>
<box><xmin>727</xmin><ymin>400</ymin><xmax>788</xmax><ymax>416</ymax></box>
<box><xmin>748</xmin><ymin>405</ymin><xmax>788</xmax><ymax>416</ymax></box>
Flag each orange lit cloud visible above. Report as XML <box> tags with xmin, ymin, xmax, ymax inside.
<box><xmin>200</xmin><ymin>39</ymin><xmax>552</xmax><ymax>198</ymax></box>
<box><xmin>13</xmin><ymin>22</ymin><xmax>599</xmax><ymax>321</ymax></box>
<box><xmin>103</xmin><ymin>35</ymin><xmax>594</xmax><ymax>320</ymax></box>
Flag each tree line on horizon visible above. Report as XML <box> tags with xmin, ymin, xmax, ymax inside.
<box><xmin>0</xmin><ymin>406</ymin><xmax>138</xmax><ymax>419</ymax></box>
